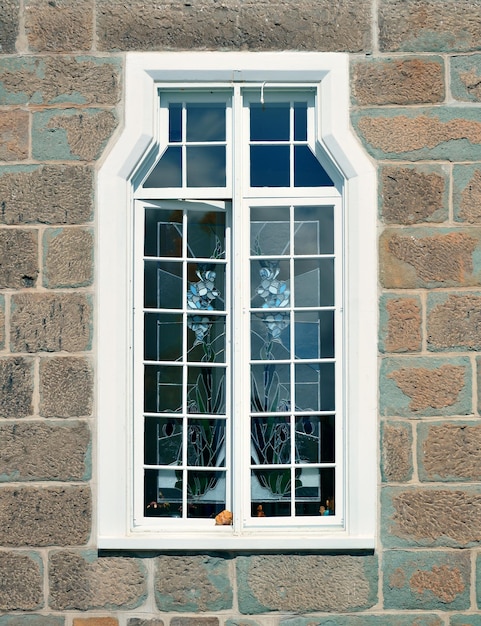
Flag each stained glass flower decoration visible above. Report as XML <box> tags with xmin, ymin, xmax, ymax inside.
<box><xmin>256</xmin><ymin>260</ymin><xmax>290</xmax><ymax>341</ymax></box>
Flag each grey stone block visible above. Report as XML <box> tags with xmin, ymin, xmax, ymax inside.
<box><xmin>0</xmin><ymin>551</ymin><xmax>43</xmax><ymax>611</ymax></box>
<box><xmin>0</xmin><ymin>228</ymin><xmax>38</xmax><ymax>288</ymax></box>
<box><xmin>0</xmin><ymin>357</ymin><xmax>33</xmax><ymax>418</ymax></box>
<box><xmin>39</xmin><ymin>357</ymin><xmax>93</xmax><ymax>417</ymax></box>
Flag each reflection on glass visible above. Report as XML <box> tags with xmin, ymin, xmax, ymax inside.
<box><xmin>169</xmin><ymin>103</ymin><xmax>182</xmax><ymax>142</ymax></box>
<box><xmin>294</xmin><ymin>145</ymin><xmax>334</xmax><ymax>187</ymax></box>
<box><xmin>294</xmin><ymin>206</ymin><xmax>334</xmax><ymax>255</ymax></box>
<box><xmin>294</xmin><ymin>311</ymin><xmax>334</xmax><ymax>360</ymax></box>
<box><xmin>251</xmin><ymin>206</ymin><xmax>290</xmax><ymax>256</ymax></box>
<box><xmin>295</xmin><ymin>467</ymin><xmax>335</xmax><ymax>517</ymax></box>
<box><xmin>144</xmin><ymin>260</ymin><xmax>182</xmax><ymax>309</ymax></box>
<box><xmin>187</xmin><ymin>210</ymin><xmax>225</xmax><ymax>259</ymax></box>
<box><xmin>294</xmin><ymin>258</ymin><xmax>334</xmax><ymax>307</ymax></box>
<box><xmin>251</xmin><ymin>416</ymin><xmax>291</xmax><ymax>465</ymax></box>
<box><xmin>144</xmin><ymin>313</ymin><xmax>183</xmax><ymax>362</ymax></box>
<box><xmin>187</xmin><ymin>367</ymin><xmax>226</xmax><ymax>415</ymax></box>
<box><xmin>143</xmin><ymin>146</ymin><xmax>182</xmax><ymax>188</ymax></box>
<box><xmin>144</xmin><ymin>416</ymin><xmax>182</xmax><ymax>465</ymax></box>
<box><xmin>144</xmin><ymin>364</ymin><xmax>182</xmax><ymax>413</ymax></box>
<box><xmin>145</xmin><ymin>469</ymin><xmax>183</xmax><ymax>517</ymax></box>
<box><xmin>186</xmin><ymin>470</ymin><xmax>226</xmax><ymax>518</ymax></box>
<box><xmin>186</xmin><ymin>146</ymin><xmax>226</xmax><ymax>187</ymax></box>
<box><xmin>187</xmin><ymin>419</ymin><xmax>226</xmax><ymax>466</ymax></box>
<box><xmin>295</xmin><ymin>363</ymin><xmax>335</xmax><ymax>412</ymax></box>
<box><xmin>251</xmin><ymin>145</ymin><xmax>290</xmax><ymax>187</ymax></box>
<box><xmin>144</xmin><ymin>208</ymin><xmax>183</xmax><ymax>258</ymax></box>
<box><xmin>186</xmin><ymin>103</ymin><xmax>226</xmax><ymax>142</ymax></box>
<box><xmin>250</xmin><ymin>103</ymin><xmax>290</xmax><ymax>141</ymax></box>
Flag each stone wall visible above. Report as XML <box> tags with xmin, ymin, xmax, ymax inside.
<box><xmin>1</xmin><ymin>0</ymin><xmax>481</xmax><ymax>624</ymax></box>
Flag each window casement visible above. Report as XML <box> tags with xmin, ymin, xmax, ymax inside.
<box><xmin>98</xmin><ymin>52</ymin><xmax>377</xmax><ymax>550</ymax></box>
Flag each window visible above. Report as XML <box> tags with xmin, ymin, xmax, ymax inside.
<box><xmin>98</xmin><ymin>53</ymin><xmax>377</xmax><ymax>550</ymax></box>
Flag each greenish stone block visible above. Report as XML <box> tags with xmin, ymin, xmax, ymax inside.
<box><xmin>226</xmin><ymin>620</ymin><xmax>261</xmax><ymax>626</ymax></box>
<box><xmin>0</xmin><ymin>57</ymin><xmax>45</xmax><ymax>104</ymax></box>
<box><xmin>426</xmin><ymin>292</ymin><xmax>481</xmax><ymax>351</ymax></box>
<box><xmin>154</xmin><ymin>555</ymin><xmax>233</xmax><ymax>612</ymax></box>
<box><xmin>380</xmin><ymin>356</ymin><xmax>472</xmax><ymax>417</ymax></box>
<box><xmin>0</xmin><ymin>618</ymin><xmax>64</xmax><ymax>626</ymax></box>
<box><xmin>383</xmin><ymin>550</ymin><xmax>470</xmax><ymax>610</ymax></box>
<box><xmin>451</xmin><ymin>616</ymin><xmax>481</xmax><ymax>626</ymax></box>
<box><xmin>378</xmin><ymin>293</ymin><xmax>422</xmax><ymax>354</ymax></box>
<box><xmin>380</xmin><ymin>420</ymin><xmax>413</xmax><ymax>483</ymax></box>
<box><xmin>352</xmin><ymin>107</ymin><xmax>481</xmax><ymax>161</ymax></box>
<box><xmin>0</xmin><ymin>294</ymin><xmax>4</xmax><ymax>350</ymax></box>
<box><xmin>451</xmin><ymin>55</ymin><xmax>481</xmax><ymax>102</ymax></box>
<box><xmin>281</xmin><ymin>616</ymin><xmax>443</xmax><ymax>626</ymax></box>
<box><xmin>453</xmin><ymin>164</ymin><xmax>481</xmax><ymax>223</ymax></box>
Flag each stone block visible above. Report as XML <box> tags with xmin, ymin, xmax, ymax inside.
<box><xmin>379</xmin><ymin>227</ymin><xmax>481</xmax><ymax>289</ymax></box>
<box><xmin>32</xmin><ymin>108</ymin><xmax>117</xmax><ymax>161</ymax></box>
<box><xmin>427</xmin><ymin>293</ymin><xmax>481</xmax><ymax>350</ymax></box>
<box><xmin>49</xmin><ymin>550</ymin><xmax>147</xmax><ymax>610</ymax></box>
<box><xmin>39</xmin><ymin>357</ymin><xmax>93</xmax><ymax>417</ymax></box>
<box><xmin>0</xmin><ymin>357</ymin><xmax>34</xmax><ymax>418</ymax></box>
<box><xmin>0</xmin><ymin>485</ymin><xmax>91</xmax><ymax>546</ymax></box>
<box><xmin>477</xmin><ymin>357</ymin><xmax>481</xmax><ymax>414</ymax></box>
<box><xmin>383</xmin><ymin>550</ymin><xmax>470</xmax><ymax>610</ymax></box>
<box><xmin>380</xmin><ymin>357</ymin><xmax>472</xmax><ymax>417</ymax></box>
<box><xmin>454</xmin><ymin>164</ymin><xmax>481</xmax><ymax>224</ymax></box>
<box><xmin>43</xmin><ymin>228</ymin><xmax>93</xmax><ymax>288</ymax></box>
<box><xmin>451</xmin><ymin>55</ymin><xmax>481</xmax><ymax>102</ymax></box>
<box><xmin>382</xmin><ymin>486</ymin><xmax>481</xmax><ymax>547</ymax></box>
<box><xmin>0</xmin><ymin>294</ymin><xmax>4</xmax><ymax>348</ymax></box>
<box><xmin>236</xmin><ymin>554</ymin><xmax>377</xmax><ymax>613</ymax></box>
<box><xmin>128</xmin><ymin>620</ymin><xmax>164</xmax><ymax>626</ymax></box>
<box><xmin>0</xmin><ymin>164</ymin><xmax>93</xmax><ymax>225</ymax></box>
<box><xmin>0</xmin><ymin>228</ymin><xmax>38</xmax><ymax>288</ymax></box>
<box><xmin>379</xmin><ymin>294</ymin><xmax>422</xmax><ymax>353</ymax></box>
<box><xmin>280</xmin><ymin>618</ymin><xmax>443</xmax><ymax>626</ymax></box>
<box><xmin>352</xmin><ymin>107</ymin><xmax>481</xmax><ymax>161</ymax></box>
<box><xmin>450</xmin><ymin>616</ymin><xmax>481</xmax><ymax>626</ymax></box>
<box><xmin>0</xmin><ymin>109</ymin><xmax>28</xmax><ymax>160</ymax></box>
<box><xmin>0</xmin><ymin>421</ymin><xmax>90</xmax><ymax>481</ymax></box>
<box><xmin>0</xmin><ymin>0</ymin><xmax>20</xmax><ymax>54</ymax></box>
<box><xmin>381</xmin><ymin>420</ymin><xmax>413</xmax><ymax>482</ymax></box>
<box><xmin>25</xmin><ymin>0</ymin><xmax>93</xmax><ymax>52</ymax></box>
<box><xmin>225</xmin><ymin>620</ymin><xmax>260</xmax><ymax>626</ymax></box>
<box><xmin>0</xmin><ymin>551</ymin><xmax>43</xmax><ymax>610</ymax></box>
<box><xmin>379</xmin><ymin>0</ymin><xmax>481</xmax><ymax>52</ymax></box>
<box><xmin>0</xmin><ymin>618</ymin><xmax>64</xmax><ymax>626</ymax></box>
<box><xmin>380</xmin><ymin>165</ymin><xmax>448</xmax><ymax>225</ymax></box>
<box><xmin>155</xmin><ymin>555</ymin><xmax>233</xmax><ymax>612</ymax></box>
<box><xmin>97</xmin><ymin>0</ymin><xmax>371</xmax><ymax>53</ymax></box>
<box><xmin>11</xmin><ymin>293</ymin><xmax>92</xmax><ymax>353</ymax></box>
<box><xmin>171</xmin><ymin>620</ymin><xmax>218</xmax><ymax>626</ymax></box>
<box><xmin>0</xmin><ymin>55</ymin><xmax>121</xmax><ymax>105</ymax></box>
<box><xmin>418</xmin><ymin>421</ymin><xmax>481</xmax><ymax>482</ymax></box>
<box><xmin>73</xmin><ymin>620</ymin><xmax>118</xmax><ymax>626</ymax></box>
<box><xmin>352</xmin><ymin>56</ymin><xmax>444</xmax><ymax>105</ymax></box>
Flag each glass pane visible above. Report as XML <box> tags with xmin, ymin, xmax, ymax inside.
<box><xmin>295</xmin><ymin>363</ymin><xmax>335</xmax><ymax>412</ymax></box>
<box><xmin>144</xmin><ymin>208</ymin><xmax>183</xmax><ymax>258</ymax></box>
<box><xmin>187</xmin><ymin>419</ymin><xmax>226</xmax><ymax>467</ymax></box>
<box><xmin>251</xmin><ymin>363</ymin><xmax>291</xmax><ymax>413</ymax></box>
<box><xmin>186</xmin><ymin>103</ymin><xmax>225</xmax><ymax>142</ymax></box>
<box><xmin>186</xmin><ymin>146</ymin><xmax>226</xmax><ymax>187</ymax></box>
<box><xmin>251</xmin><ymin>469</ymin><xmax>292</xmax><ymax>516</ymax></box>
<box><xmin>144</xmin><ymin>313</ymin><xmax>183</xmax><ymax>362</ymax></box>
<box><xmin>144</xmin><ymin>364</ymin><xmax>182</xmax><ymax>413</ymax></box>
<box><xmin>251</xmin><ymin>313</ymin><xmax>290</xmax><ymax>361</ymax></box>
<box><xmin>145</xmin><ymin>469</ymin><xmax>182</xmax><ymax>517</ymax></box>
<box><xmin>294</xmin><ymin>205</ymin><xmax>334</xmax><ymax>255</ymax></box>
<box><xmin>250</xmin><ymin>103</ymin><xmax>290</xmax><ymax>141</ymax></box>
<box><xmin>250</xmin><ymin>259</ymin><xmax>290</xmax><ymax>310</ymax></box>
<box><xmin>144</xmin><ymin>260</ymin><xmax>182</xmax><ymax>309</ymax></box>
<box><xmin>144</xmin><ymin>416</ymin><xmax>182</xmax><ymax>465</ymax></box>
<box><xmin>250</xmin><ymin>206</ymin><xmax>290</xmax><ymax>256</ymax></box>
<box><xmin>143</xmin><ymin>146</ymin><xmax>182</xmax><ymax>188</ymax></box>
<box><xmin>169</xmin><ymin>103</ymin><xmax>182</xmax><ymax>142</ymax></box>
<box><xmin>251</xmin><ymin>416</ymin><xmax>291</xmax><ymax>465</ymax></box>
<box><xmin>294</xmin><ymin>145</ymin><xmax>334</xmax><ymax>187</ymax></box>
<box><xmin>186</xmin><ymin>470</ymin><xmax>226</xmax><ymax>518</ymax></box>
<box><xmin>294</xmin><ymin>258</ymin><xmax>334</xmax><ymax>307</ymax></box>
<box><xmin>187</xmin><ymin>366</ymin><xmax>226</xmax><ymax>414</ymax></box>
<box><xmin>295</xmin><ymin>468</ymin><xmax>335</xmax><ymax>517</ymax></box>
<box><xmin>187</xmin><ymin>315</ymin><xmax>226</xmax><ymax>363</ymax></box>
<box><xmin>187</xmin><ymin>263</ymin><xmax>225</xmax><ymax>312</ymax></box>
<box><xmin>251</xmin><ymin>145</ymin><xmax>290</xmax><ymax>187</ymax></box>
<box><xmin>187</xmin><ymin>210</ymin><xmax>225</xmax><ymax>259</ymax></box>
<box><xmin>294</xmin><ymin>311</ymin><xmax>334</xmax><ymax>360</ymax></box>
<box><xmin>294</xmin><ymin>102</ymin><xmax>307</xmax><ymax>141</ymax></box>
<box><xmin>295</xmin><ymin>416</ymin><xmax>322</xmax><ymax>463</ymax></box>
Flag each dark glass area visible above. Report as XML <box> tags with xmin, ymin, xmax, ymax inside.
<box><xmin>250</xmin><ymin>102</ymin><xmax>290</xmax><ymax>141</ymax></box>
<box><xmin>294</xmin><ymin>146</ymin><xmax>334</xmax><ymax>187</ymax></box>
<box><xmin>169</xmin><ymin>103</ymin><xmax>182</xmax><ymax>142</ymax></box>
<box><xmin>145</xmin><ymin>468</ymin><xmax>183</xmax><ymax>517</ymax></box>
<box><xmin>251</xmin><ymin>416</ymin><xmax>291</xmax><ymax>465</ymax></box>
<box><xmin>294</xmin><ymin>310</ymin><xmax>334</xmax><ymax>360</ymax></box>
<box><xmin>186</xmin><ymin>103</ymin><xmax>226</xmax><ymax>142</ymax></box>
<box><xmin>295</xmin><ymin>362</ymin><xmax>335</xmax><ymax>412</ymax></box>
<box><xmin>187</xmin><ymin>419</ymin><xmax>226</xmax><ymax>466</ymax></box>
<box><xmin>187</xmin><ymin>366</ymin><xmax>226</xmax><ymax>414</ymax></box>
<box><xmin>186</xmin><ymin>470</ymin><xmax>226</xmax><ymax>518</ymax></box>
<box><xmin>144</xmin><ymin>208</ymin><xmax>183</xmax><ymax>258</ymax></box>
<box><xmin>250</xmin><ymin>145</ymin><xmax>290</xmax><ymax>187</ymax></box>
<box><xmin>294</xmin><ymin>205</ymin><xmax>334</xmax><ymax>256</ymax></box>
<box><xmin>144</xmin><ymin>313</ymin><xmax>183</xmax><ymax>362</ymax></box>
<box><xmin>294</xmin><ymin>102</ymin><xmax>307</xmax><ymax>141</ymax></box>
<box><xmin>144</xmin><ymin>416</ymin><xmax>182</xmax><ymax>466</ymax></box>
<box><xmin>144</xmin><ymin>260</ymin><xmax>182</xmax><ymax>309</ymax></box>
<box><xmin>250</xmin><ymin>205</ymin><xmax>290</xmax><ymax>256</ymax></box>
<box><xmin>294</xmin><ymin>258</ymin><xmax>335</xmax><ymax>308</ymax></box>
<box><xmin>186</xmin><ymin>146</ymin><xmax>226</xmax><ymax>187</ymax></box>
<box><xmin>143</xmin><ymin>146</ymin><xmax>182</xmax><ymax>188</ymax></box>
<box><xmin>295</xmin><ymin>415</ymin><xmax>335</xmax><ymax>464</ymax></box>
<box><xmin>144</xmin><ymin>364</ymin><xmax>182</xmax><ymax>413</ymax></box>
<box><xmin>186</xmin><ymin>209</ymin><xmax>225</xmax><ymax>259</ymax></box>
<box><xmin>295</xmin><ymin>468</ymin><xmax>335</xmax><ymax>517</ymax></box>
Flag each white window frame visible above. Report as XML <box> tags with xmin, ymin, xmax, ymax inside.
<box><xmin>97</xmin><ymin>52</ymin><xmax>377</xmax><ymax>550</ymax></box>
